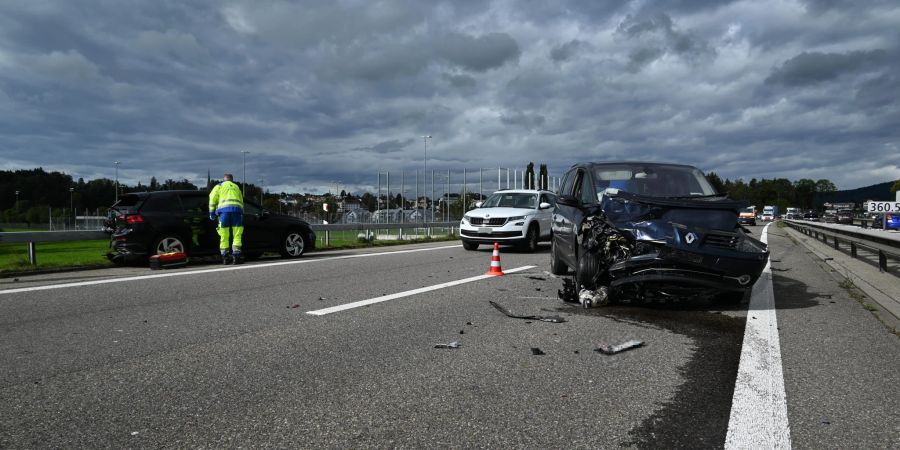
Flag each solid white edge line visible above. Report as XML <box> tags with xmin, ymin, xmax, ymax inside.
<box><xmin>0</xmin><ymin>244</ymin><xmax>462</xmax><ymax>296</ymax></box>
<box><xmin>306</xmin><ymin>265</ymin><xmax>537</xmax><ymax>316</ymax></box>
<box><xmin>725</xmin><ymin>223</ymin><xmax>792</xmax><ymax>449</ymax></box>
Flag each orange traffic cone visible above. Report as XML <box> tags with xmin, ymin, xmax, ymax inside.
<box><xmin>485</xmin><ymin>242</ymin><xmax>505</xmax><ymax>276</ymax></box>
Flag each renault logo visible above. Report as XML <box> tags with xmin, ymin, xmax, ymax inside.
<box><xmin>685</xmin><ymin>232</ymin><xmax>697</xmax><ymax>245</ymax></box>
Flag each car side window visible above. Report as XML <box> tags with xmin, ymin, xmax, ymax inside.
<box><xmin>576</xmin><ymin>171</ymin><xmax>594</xmax><ymax>205</ymax></box>
<box><xmin>244</xmin><ymin>202</ymin><xmax>261</xmax><ymax>215</ymax></box>
<box><xmin>179</xmin><ymin>194</ymin><xmax>207</xmax><ymax>213</ymax></box>
<box><xmin>560</xmin><ymin>169</ymin><xmax>576</xmax><ymax>196</ymax></box>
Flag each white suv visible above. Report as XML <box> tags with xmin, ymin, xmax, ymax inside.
<box><xmin>460</xmin><ymin>189</ymin><xmax>557</xmax><ymax>252</ymax></box>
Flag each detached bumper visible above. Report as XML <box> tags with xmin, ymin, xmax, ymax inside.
<box><xmin>107</xmin><ymin>241</ymin><xmax>150</xmax><ymax>263</ymax></box>
<box><xmin>608</xmin><ymin>245</ymin><xmax>768</xmax><ymax>292</ymax></box>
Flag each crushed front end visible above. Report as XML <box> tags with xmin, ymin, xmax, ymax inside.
<box><xmin>572</xmin><ymin>193</ymin><xmax>769</xmax><ymax>305</ymax></box>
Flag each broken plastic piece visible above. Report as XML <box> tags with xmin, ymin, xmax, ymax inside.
<box><xmin>578</xmin><ymin>286</ymin><xmax>609</xmax><ymax>308</ymax></box>
<box><xmin>558</xmin><ymin>278</ymin><xmax>578</xmax><ymax>303</ymax></box>
<box><xmin>434</xmin><ymin>341</ymin><xmax>461</xmax><ymax>349</ymax></box>
<box><xmin>594</xmin><ymin>339</ymin><xmax>644</xmax><ymax>355</ymax></box>
<box><xmin>531</xmin><ymin>347</ymin><xmax>546</xmax><ymax>355</ymax></box>
<box><xmin>489</xmin><ymin>301</ymin><xmax>566</xmax><ymax>323</ymax></box>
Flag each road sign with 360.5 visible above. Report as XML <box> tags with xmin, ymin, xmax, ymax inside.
<box><xmin>866</xmin><ymin>201</ymin><xmax>900</xmax><ymax>213</ymax></box>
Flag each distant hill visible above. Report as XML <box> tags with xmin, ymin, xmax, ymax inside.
<box><xmin>815</xmin><ymin>181</ymin><xmax>895</xmax><ymax>205</ymax></box>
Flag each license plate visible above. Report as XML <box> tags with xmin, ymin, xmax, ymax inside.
<box><xmin>478</xmin><ymin>227</ymin><xmax>492</xmax><ymax>233</ymax></box>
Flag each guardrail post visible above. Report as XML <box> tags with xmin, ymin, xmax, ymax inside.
<box><xmin>879</xmin><ymin>250</ymin><xmax>887</xmax><ymax>273</ymax></box>
<box><xmin>850</xmin><ymin>242</ymin><xmax>857</xmax><ymax>258</ymax></box>
<box><xmin>833</xmin><ymin>237</ymin><xmax>840</xmax><ymax>250</ymax></box>
<box><xmin>27</xmin><ymin>242</ymin><xmax>37</xmax><ymax>265</ymax></box>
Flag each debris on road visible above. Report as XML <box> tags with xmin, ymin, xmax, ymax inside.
<box><xmin>531</xmin><ymin>347</ymin><xmax>546</xmax><ymax>355</ymax></box>
<box><xmin>594</xmin><ymin>339</ymin><xmax>644</xmax><ymax>355</ymax></box>
<box><xmin>558</xmin><ymin>278</ymin><xmax>578</xmax><ymax>303</ymax></box>
<box><xmin>434</xmin><ymin>341</ymin><xmax>461</xmax><ymax>349</ymax></box>
<box><xmin>489</xmin><ymin>301</ymin><xmax>567</xmax><ymax>323</ymax></box>
<box><xmin>578</xmin><ymin>286</ymin><xmax>609</xmax><ymax>308</ymax></box>
<box><xmin>526</xmin><ymin>276</ymin><xmax>547</xmax><ymax>281</ymax></box>
<box><xmin>771</xmin><ymin>267</ymin><xmax>791</xmax><ymax>272</ymax></box>
<box><xmin>289</xmin><ymin>304</ymin><xmax>300</xmax><ymax>309</ymax></box>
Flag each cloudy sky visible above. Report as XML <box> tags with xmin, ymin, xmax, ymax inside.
<box><xmin>1</xmin><ymin>0</ymin><xmax>898</xmax><ymax>195</ymax></box>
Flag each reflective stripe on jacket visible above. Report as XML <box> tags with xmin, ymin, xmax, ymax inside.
<box><xmin>209</xmin><ymin>181</ymin><xmax>244</xmax><ymax>214</ymax></box>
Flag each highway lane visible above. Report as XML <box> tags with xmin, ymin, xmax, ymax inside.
<box><xmin>1</xmin><ymin>228</ymin><xmax>897</xmax><ymax>448</ymax></box>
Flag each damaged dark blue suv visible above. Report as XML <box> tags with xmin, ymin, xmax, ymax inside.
<box><xmin>551</xmin><ymin>162</ymin><xmax>769</xmax><ymax>306</ymax></box>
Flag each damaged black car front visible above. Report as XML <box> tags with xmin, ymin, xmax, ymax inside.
<box><xmin>551</xmin><ymin>162</ymin><xmax>769</xmax><ymax>307</ymax></box>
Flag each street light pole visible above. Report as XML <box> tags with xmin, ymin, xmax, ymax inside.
<box><xmin>69</xmin><ymin>187</ymin><xmax>74</xmax><ymax>229</ymax></box>
<box><xmin>241</xmin><ymin>151</ymin><xmax>250</xmax><ymax>196</ymax></box>
<box><xmin>114</xmin><ymin>161</ymin><xmax>120</xmax><ymax>203</ymax></box>
<box><xmin>421</xmin><ymin>135</ymin><xmax>431</xmax><ymax>224</ymax></box>
<box><xmin>15</xmin><ymin>190</ymin><xmax>19</xmax><ymax>211</ymax></box>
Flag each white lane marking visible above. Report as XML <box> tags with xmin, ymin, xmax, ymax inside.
<box><xmin>307</xmin><ymin>265</ymin><xmax>536</xmax><ymax>316</ymax></box>
<box><xmin>0</xmin><ymin>244</ymin><xmax>462</xmax><ymax>296</ymax></box>
<box><xmin>725</xmin><ymin>223</ymin><xmax>792</xmax><ymax>449</ymax></box>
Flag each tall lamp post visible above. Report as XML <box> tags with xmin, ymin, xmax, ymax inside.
<box><xmin>421</xmin><ymin>135</ymin><xmax>431</xmax><ymax>224</ymax></box>
<box><xmin>114</xmin><ymin>161</ymin><xmax>120</xmax><ymax>203</ymax></box>
<box><xmin>69</xmin><ymin>187</ymin><xmax>74</xmax><ymax>229</ymax></box>
<box><xmin>241</xmin><ymin>150</ymin><xmax>250</xmax><ymax>196</ymax></box>
<box><xmin>15</xmin><ymin>190</ymin><xmax>20</xmax><ymax>211</ymax></box>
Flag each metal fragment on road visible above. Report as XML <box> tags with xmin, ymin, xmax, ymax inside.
<box><xmin>434</xmin><ymin>341</ymin><xmax>461</xmax><ymax>349</ymax></box>
<box><xmin>578</xmin><ymin>286</ymin><xmax>609</xmax><ymax>308</ymax></box>
<box><xmin>489</xmin><ymin>301</ymin><xmax>566</xmax><ymax>323</ymax></box>
<box><xmin>594</xmin><ymin>339</ymin><xmax>644</xmax><ymax>355</ymax></box>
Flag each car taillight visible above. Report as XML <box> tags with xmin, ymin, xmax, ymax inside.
<box><xmin>125</xmin><ymin>214</ymin><xmax>145</xmax><ymax>224</ymax></box>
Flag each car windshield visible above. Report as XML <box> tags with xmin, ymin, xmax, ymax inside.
<box><xmin>481</xmin><ymin>192</ymin><xmax>537</xmax><ymax>209</ymax></box>
<box><xmin>741</xmin><ymin>207</ymin><xmax>754</xmax><ymax>213</ymax></box>
<box><xmin>592</xmin><ymin>164</ymin><xmax>717</xmax><ymax>198</ymax></box>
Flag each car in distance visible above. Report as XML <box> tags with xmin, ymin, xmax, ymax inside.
<box><xmin>106</xmin><ymin>190</ymin><xmax>316</xmax><ymax>264</ymax></box>
<box><xmin>836</xmin><ymin>209</ymin><xmax>854</xmax><ymax>225</ymax></box>
<box><xmin>738</xmin><ymin>206</ymin><xmax>757</xmax><ymax>226</ymax></box>
<box><xmin>871</xmin><ymin>213</ymin><xmax>900</xmax><ymax>230</ymax></box>
<box><xmin>551</xmin><ymin>162</ymin><xmax>769</xmax><ymax>306</ymax></box>
<box><xmin>460</xmin><ymin>189</ymin><xmax>556</xmax><ymax>252</ymax></box>
<box><xmin>802</xmin><ymin>211</ymin><xmax>819</xmax><ymax>221</ymax></box>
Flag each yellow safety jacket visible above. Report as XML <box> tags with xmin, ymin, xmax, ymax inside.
<box><xmin>209</xmin><ymin>181</ymin><xmax>244</xmax><ymax>214</ymax></box>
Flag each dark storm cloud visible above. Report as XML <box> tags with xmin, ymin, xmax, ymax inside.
<box><xmin>765</xmin><ymin>50</ymin><xmax>889</xmax><ymax>86</ymax></box>
<box><xmin>616</xmin><ymin>12</ymin><xmax>715</xmax><ymax>72</ymax></box>
<box><xmin>550</xmin><ymin>40</ymin><xmax>588</xmax><ymax>63</ymax></box>
<box><xmin>434</xmin><ymin>33</ymin><xmax>521</xmax><ymax>72</ymax></box>
<box><xmin>0</xmin><ymin>0</ymin><xmax>898</xmax><ymax>194</ymax></box>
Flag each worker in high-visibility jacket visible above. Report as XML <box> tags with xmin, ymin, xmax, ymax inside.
<box><xmin>209</xmin><ymin>173</ymin><xmax>244</xmax><ymax>264</ymax></box>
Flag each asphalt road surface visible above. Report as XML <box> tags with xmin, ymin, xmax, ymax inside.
<box><xmin>1</xmin><ymin>225</ymin><xmax>897</xmax><ymax>448</ymax></box>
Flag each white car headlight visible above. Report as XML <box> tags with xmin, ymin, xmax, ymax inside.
<box><xmin>507</xmin><ymin>216</ymin><xmax>526</xmax><ymax>221</ymax></box>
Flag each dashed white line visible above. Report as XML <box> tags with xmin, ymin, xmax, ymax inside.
<box><xmin>0</xmin><ymin>244</ymin><xmax>461</xmax><ymax>296</ymax></box>
<box><xmin>307</xmin><ymin>265</ymin><xmax>536</xmax><ymax>315</ymax></box>
<box><xmin>725</xmin><ymin>223</ymin><xmax>792</xmax><ymax>449</ymax></box>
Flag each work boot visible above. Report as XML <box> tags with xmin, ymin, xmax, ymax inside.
<box><xmin>221</xmin><ymin>253</ymin><xmax>232</xmax><ymax>265</ymax></box>
<box><xmin>232</xmin><ymin>253</ymin><xmax>244</xmax><ymax>265</ymax></box>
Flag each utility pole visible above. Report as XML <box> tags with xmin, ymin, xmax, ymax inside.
<box><xmin>421</xmin><ymin>135</ymin><xmax>431</xmax><ymax>225</ymax></box>
<box><xmin>114</xmin><ymin>161</ymin><xmax>120</xmax><ymax>203</ymax></box>
<box><xmin>241</xmin><ymin>150</ymin><xmax>250</xmax><ymax>196</ymax></box>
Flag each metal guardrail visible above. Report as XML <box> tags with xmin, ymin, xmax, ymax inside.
<box><xmin>784</xmin><ymin>219</ymin><xmax>900</xmax><ymax>272</ymax></box>
<box><xmin>0</xmin><ymin>222</ymin><xmax>460</xmax><ymax>265</ymax></box>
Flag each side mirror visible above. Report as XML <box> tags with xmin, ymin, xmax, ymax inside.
<box><xmin>556</xmin><ymin>195</ymin><xmax>579</xmax><ymax>207</ymax></box>
<box><xmin>539</xmin><ymin>202</ymin><xmax>552</xmax><ymax>210</ymax></box>
<box><xmin>475</xmin><ymin>201</ymin><xmax>483</xmax><ymax>208</ymax></box>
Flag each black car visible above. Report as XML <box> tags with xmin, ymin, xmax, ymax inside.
<box><xmin>550</xmin><ymin>162</ymin><xmax>769</xmax><ymax>306</ymax></box>
<box><xmin>107</xmin><ymin>190</ymin><xmax>316</xmax><ymax>264</ymax></box>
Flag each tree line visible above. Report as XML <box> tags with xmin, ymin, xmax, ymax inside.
<box><xmin>2</xmin><ymin>167</ymin><xmax>897</xmax><ymax>225</ymax></box>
